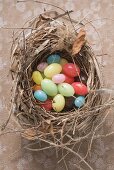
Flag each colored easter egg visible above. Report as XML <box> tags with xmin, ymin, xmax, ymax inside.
<box><xmin>34</xmin><ymin>90</ymin><xmax>47</xmax><ymax>102</ymax></box>
<box><xmin>44</xmin><ymin>63</ymin><xmax>62</xmax><ymax>78</ymax></box>
<box><xmin>41</xmin><ymin>79</ymin><xmax>58</xmax><ymax>96</ymax></box>
<box><xmin>52</xmin><ymin>74</ymin><xmax>65</xmax><ymax>84</ymax></box>
<box><xmin>32</xmin><ymin>71</ymin><xmax>43</xmax><ymax>85</ymax></box>
<box><xmin>37</xmin><ymin>62</ymin><xmax>48</xmax><ymax>72</ymax></box>
<box><xmin>64</xmin><ymin>97</ymin><xmax>75</xmax><ymax>111</ymax></box>
<box><xmin>58</xmin><ymin>83</ymin><xmax>75</xmax><ymax>97</ymax></box>
<box><xmin>64</xmin><ymin>74</ymin><xmax>74</xmax><ymax>84</ymax></box>
<box><xmin>74</xmin><ymin>96</ymin><xmax>85</xmax><ymax>108</ymax></box>
<box><xmin>32</xmin><ymin>85</ymin><xmax>42</xmax><ymax>91</ymax></box>
<box><xmin>47</xmin><ymin>54</ymin><xmax>60</xmax><ymax>64</ymax></box>
<box><xmin>72</xmin><ymin>82</ymin><xmax>88</xmax><ymax>96</ymax></box>
<box><xmin>39</xmin><ymin>99</ymin><xmax>52</xmax><ymax>111</ymax></box>
<box><xmin>63</xmin><ymin>63</ymin><xmax>80</xmax><ymax>77</ymax></box>
<box><xmin>52</xmin><ymin>94</ymin><xmax>65</xmax><ymax>112</ymax></box>
<box><xmin>60</xmin><ymin>58</ymin><xmax>68</xmax><ymax>66</ymax></box>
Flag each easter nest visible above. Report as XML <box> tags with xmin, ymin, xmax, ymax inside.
<box><xmin>10</xmin><ymin>10</ymin><xmax>113</xmax><ymax>164</ymax></box>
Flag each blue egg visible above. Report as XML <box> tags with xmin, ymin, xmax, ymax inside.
<box><xmin>34</xmin><ymin>90</ymin><xmax>47</xmax><ymax>102</ymax></box>
<box><xmin>47</xmin><ymin>54</ymin><xmax>60</xmax><ymax>64</ymax></box>
<box><xmin>74</xmin><ymin>96</ymin><xmax>85</xmax><ymax>108</ymax></box>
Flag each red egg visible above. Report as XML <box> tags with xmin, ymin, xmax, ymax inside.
<box><xmin>63</xmin><ymin>63</ymin><xmax>80</xmax><ymax>77</ymax></box>
<box><xmin>39</xmin><ymin>99</ymin><xmax>52</xmax><ymax>111</ymax></box>
<box><xmin>64</xmin><ymin>74</ymin><xmax>74</xmax><ymax>84</ymax></box>
<box><xmin>72</xmin><ymin>82</ymin><xmax>88</xmax><ymax>96</ymax></box>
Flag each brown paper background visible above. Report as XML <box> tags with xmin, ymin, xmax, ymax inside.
<box><xmin>0</xmin><ymin>0</ymin><xmax>114</xmax><ymax>170</ymax></box>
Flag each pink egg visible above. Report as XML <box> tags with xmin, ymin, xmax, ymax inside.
<box><xmin>37</xmin><ymin>62</ymin><xmax>48</xmax><ymax>72</ymax></box>
<box><xmin>52</xmin><ymin>74</ymin><xmax>65</xmax><ymax>84</ymax></box>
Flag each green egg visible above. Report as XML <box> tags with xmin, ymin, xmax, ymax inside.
<box><xmin>41</xmin><ymin>79</ymin><xmax>58</xmax><ymax>97</ymax></box>
<box><xmin>58</xmin><ymin>83</ymin><xmax>75</xmax><ymax>97</ymax></box>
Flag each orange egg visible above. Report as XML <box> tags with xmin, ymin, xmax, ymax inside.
<box><xmin>32</xmin><ymin>85</ymin><xmax>42</xmax><ymax>91</ymax></box>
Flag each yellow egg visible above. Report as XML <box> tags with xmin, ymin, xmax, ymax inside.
<box><xmin>52</xmin><ymin>94</ymin><xmax>65</xmax><ymax>112</ymax></box>
<box><xmin>44</xmin><ymin>63</ymin><xmax>62</xmax><ymax>78</ymax></box>
<box><xmin>60</xmin><ymin>58</ymin><xmax>68</xmax><ymax>66</ymax></box>
<box><xmin>32</xmin><ymin>71</ymin><xmax>43</xmax><ymax>85</ymax></box>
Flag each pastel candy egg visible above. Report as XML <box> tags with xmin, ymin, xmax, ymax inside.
<box><xmin>52</xmin><ymin>94</ymin><xmax>65</xmax><ymax>112</ymax></box>
<box><xmin>32</xmin><ymin>85</ymin><xmax>42</xmax><ymax>91</ymax></box>
<box><xmin>32</xmin><ymin>71</ymin><xmax>43</xmax><ymax>85</ymax></box>
<box><xmin>34</xmin><ymin>90</ymin><xmax>47</xmax><ymax>102</ymax></box>
<box><xmin>74</xmin><ymin>96</ymin><xmax>85</xmax><ymax>108</ymax></box>
<box><xmin>41</xmin><ymin>79</ymin><xmax>58</xmax><ymax>96</ymax></box>
<box><xmin>37</xmin><ymin>62</ymin><xmax>48</xmax><ymax>72</ymax></box>
<box><xmin>39</xmin><ymin>99</ymin><xmax>52</xmax><ymax>111</ymax></box>
<box><xmin>47</xmin><ymin>54</ymin><xmax>60</xmax><ymax>64</ymax></box>
<box><xmin>58</xmin><ymin>83</ymin><xmax>75</xmax><ymax>97</ymax></box>
<box><xmin>64</xmin><ymin>74</ymin><xmax>74</xmax><ymax>84</ymax></box>
<box><xmin>44</xmin><ymin>63</ymin><xmax>62</xmax><ymax>78</ymax></box>
<box><xmin>52</xmin><ymin>74</ymin><xmax>65</xmax><ymax>84</ymax></box>
<box><xmin>72</xmin><ymin>82</ymin><xmax>88</xmax><ymax>96</ymax></box>
<box><xmin>63</xmin><ymin>63</ymin><xmax>80</xmax><ymax>77</ymax></box>
<box><xmin>60</xmin><ymin>58</ymin><xmax>68</xmax><ymax>66</ymax></box>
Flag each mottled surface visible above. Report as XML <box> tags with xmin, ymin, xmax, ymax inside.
<box><xmin>0</xmin><ymin>0</ymin><xmax>114</xmax><ymax>170</ymax></box>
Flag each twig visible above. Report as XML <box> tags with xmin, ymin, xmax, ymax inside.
<box><xmin>17</xmin><ymin>0</ymin><xmax>65</xmax><ymax>12</ymax></box>
<box><xmin>62</xmin><ymin>149</ymin><xmax>69</xmax><ymax>170</ymax></box>
<box><xmin>94</xmin><ymin>131</ymin><xmax>114</xmax><ymax>139</ymax></box>
<box><xmin>25</xmin><ymin>145</ymin><xmax>54</xmax><ymax>151</ymax></box>
<box><xmin>64</xmin><ymin>146</ymin><xmax>94</xmax><ymax>170</ymax></box>
<box><xmin>80</xmin><ymin>109</ymin><xmax>111</xmax><ymax>161</ymax></box>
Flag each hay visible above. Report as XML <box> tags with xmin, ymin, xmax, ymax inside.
<box><xmin>9</xmin><ymin>10</ymin><xmax>114</xmax><ymax>169</ymax></box>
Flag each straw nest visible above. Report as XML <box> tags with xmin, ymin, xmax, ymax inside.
<box><xmin>10</xmin><ymin>11</ymin><xmax>112</xmax><ymax>150</ymax></box>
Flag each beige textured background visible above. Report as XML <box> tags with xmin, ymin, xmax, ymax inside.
<box><xmin>0</xmin><ymin>0</ymin><xmax>114</xmax><ymax>170</ymax></box>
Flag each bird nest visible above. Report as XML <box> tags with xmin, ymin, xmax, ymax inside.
<box><xmin>10</xmin><ymin>11</ymin><xmax>112</xmax><ymax>157</ymax></box>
